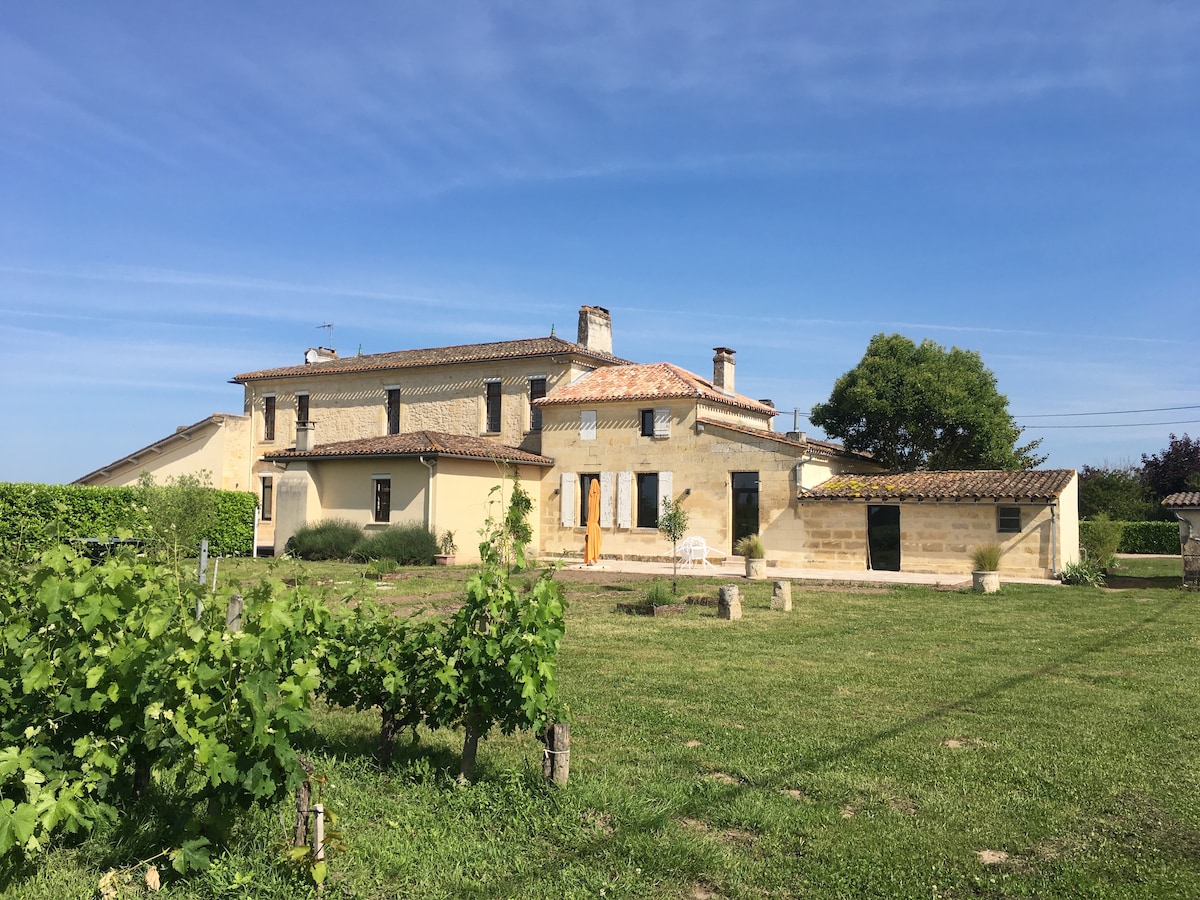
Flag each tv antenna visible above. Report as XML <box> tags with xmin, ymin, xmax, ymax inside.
<box><xmin>317</xmin><ymin>323</ymin><xmax>333</xmax><ymax>347</ymax></box>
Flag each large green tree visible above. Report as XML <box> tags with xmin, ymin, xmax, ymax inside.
<box><xmin>810</xmin><ymin>333</ymin><xmax>1045</xmax><ymax>471</ymax></box>
<box><xmin>1078</xmin><ymin>464</ymin><xmax>1154</xmax><ymax>521</ymax></box>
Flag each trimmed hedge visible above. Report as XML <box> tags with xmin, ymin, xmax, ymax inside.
<box><xmin>0</xmin><ymin>482</ymin><xmax>256</xmax><ymax>557</ymax></box>
<box><xmin>1080</xmin><ymin>519</ymin><xmax>1179</xmax><ymax>556</ymax></box>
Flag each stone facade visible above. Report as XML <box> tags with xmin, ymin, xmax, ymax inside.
<box><xmin>538</xmin><ymin>397</ymin><xmax>879</xmax><ymax>562</ymax></box>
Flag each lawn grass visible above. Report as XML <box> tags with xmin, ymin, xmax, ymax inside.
<box><xmin>6</xmin><ymin>562</ymin><xmax>1198</xmax><ymax>899</ymax></box>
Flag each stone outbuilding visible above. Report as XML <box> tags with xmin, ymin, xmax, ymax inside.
<box><xmin>797</xmin><ymin>469</ymin><xmax>1079</xmax><ymax>579</ymax></box>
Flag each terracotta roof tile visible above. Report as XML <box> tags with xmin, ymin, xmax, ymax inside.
<box><xmin>233</xmin><ymin>336</ymin><xmax>630</xmax><ymax>382</ymax></box>
<box><xmin>263</xmin><ymin>431</ymin><xmax>553</xmax><ymax>466</ymax></box>
<box><xmin>1162</xmin><ymin>492</ymin><xmax>1200</xmax><ymax>507</ymax></box>
<box><xmin>805</xmin><ymin>469</ymin><xmax>1076</xmax><ymax>501</ymax></box>
<box><xmin>694</xmin><ymin>417</ymin><xmax>874</xmax><ymax>461</ymax></box>
<box><xmin>535</xmin><ymin>363</ymin><xmax>776</xmax><ymax>416</ymax></box>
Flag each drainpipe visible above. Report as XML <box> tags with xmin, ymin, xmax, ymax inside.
<box><xmin>1050</xmin><ymin>501</ymin><xmax>1059</xmax><ymax>579</ymax></box>
<box><xmin>1174</xmin><ymin>511</ymin><xmax>1195</xmax><ymax>541</ymax></box>
<box><xmin>420</xmin><ymin>455</ymin><xmax>436</xmax><ymax>533</ymax></box>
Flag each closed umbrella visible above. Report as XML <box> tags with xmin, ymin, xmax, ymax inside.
<box><xmin>585</xmin><ymin>479</ymin><xmax>602</xmax><ymax>565</ymax></box>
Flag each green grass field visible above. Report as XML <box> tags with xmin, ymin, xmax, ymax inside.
<box><xmin>7</xmin><ymin>560</ymin><xmax>1198</xmax><ymax>899</ymax></box>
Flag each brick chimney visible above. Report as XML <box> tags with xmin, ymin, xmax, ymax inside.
<box><xmin>713</xmin><ymin>347</ymin><xmax>736</xmax><ymax>394</ymax></box>
<box><xmin>577</xmin><ymin>306</ymin><xmax>612</xmax><ymax>355</ymax></box>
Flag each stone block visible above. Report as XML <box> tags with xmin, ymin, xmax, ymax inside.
<box><xmin>718</xmin><ymin>585</ymin><xmax>742</xmax><ymax>621</ymax></box>
<box><xmin>771</xmin><ymin>580</ymin><xmax>792</xmax><ymax>612</ymax></box>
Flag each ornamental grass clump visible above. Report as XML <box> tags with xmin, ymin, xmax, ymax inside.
<box><xmin>734</xmin><ymin>534</ymin><xmax>765</xmax><ymax>559</ymax></box>
<box><xmin>1079</xmin><ymin>512</ymin><xmax>1125</xmax><ymax>570</ymax></box>
<box><xmin>646</xmin><ymin>580</ymin><xmax>675</xmax><ymax>607</ymax></box>
<box><xmin>971</xmin><ymin>542</ymin><xmax>1002</xmax><ymax>572</ymax></box>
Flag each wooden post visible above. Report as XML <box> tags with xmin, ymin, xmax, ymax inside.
<box><xmin>293</xmin><ymin>757</ymin><xmax>314</xmax><ymax>847</ymax></box>
<box><xmin>543</xmin><ymin>722</ymin><xmax>570</xmax><ymax>787</ymax></box>
<box><xmin>314</xmin><ymin>803</ymin><xmax>325</xmax><ymax>862</ymax></box>
<box><xmin>225</xmin><ymin>594</ymin><xmax>244</xmax><ymax>632</ymax></box>
<box><xmin>718</xmin><ymin>585</ymin><xmax>742</xmax><ymax>620</ymax></box>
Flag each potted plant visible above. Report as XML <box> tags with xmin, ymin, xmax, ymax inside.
<box><xmin>435</xmin><ymin>530</ymin><xmax>457</xmax><ymax>566</ymax></box>
<box><xmin>735</xmin><ymin>533</ymin><xmax>767</xmax><ymax>579</ymax></box>
<box><xmin>971</xmin><ymin>543</ymin><xmax>1002</xmax><ymax>593</ymax></box>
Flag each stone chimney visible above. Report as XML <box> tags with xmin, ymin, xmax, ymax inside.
<box><xmin>713</xmin><ymin>347</ymin><xmax>736</xmax><ymax>394</ymax></box>
<box><xmin>295</xmin><ymin>421</ymin><xmax>315</xmax><ymax>453</ymax></box>
<box><xmin>305</xmin><ymin>347</ymin><xmax>338</xmax><ymax>364</ymax></box>
<box><xmin>577</xmin><ymin>306</ymin><xmax>612</xmax><ymax>355</ymax></box>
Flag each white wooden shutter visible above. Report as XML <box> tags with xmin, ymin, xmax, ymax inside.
<box><xmin>658</xmin><ymin>471</ymin><xmax>673</xmax><ymax>513</ymax></box>
<box><xmin>616</xmin><ymin>471</ymin><xmax>632</xmax><ymax>528</ymax></box>
<box><xmin>560</xmin><ymin>473</ymin><xmax>576</xmax><ymax>527</ymax></box>
<box><xmin>653</xmin><ymin>407</ymin><xmax>671</xmax><ymax>438</ymax></box>
<box><xmin>600</xmin><ymin>472</ymin><xmax>614</xmax><ymax>528</ymax></box>
<box><xmin>580</xmin><ymin>410</ymin><xmax>597</xmax><ymax>441</ymax></box>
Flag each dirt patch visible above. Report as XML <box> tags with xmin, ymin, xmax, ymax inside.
<box><xmin>888</xmin><ymin>795</ymin><xmax>919</xmax><ymax>815</ymax></box>
<box><xmin>976</xmin><ymin>849</ymin><xmax>1009</xmax><ymax>865</ymax></box>
<box><xmin>944</xmin><ymin>737</ymin><xmax>989</xmax><ymax>751</ymax></box>
<box><xmin>685</xmin><ymin>739</ymin><xmax>703</xmax><ymax>748</ymax></box>
<box><xmin>840</xmin><ymin>804</ymin><xmax>856</xmax><ymax>818</ymax></box>
<box><xmin>681</xmin><ymin>818</ymin><xmax>755</xmax><ymax>846</ymax></box>
<box><xmin>781</xmin><ymin>788</ymin><xmax>807</xmax><ymax>802</ymax></box>
<box><xmin>690</xmin><ymin>884</ymin><xmax>721</xmax><ymax>900</ymax></box>
<box><xmin>579</xmin><ymin>808</ymin><xmax>614</xmax><ymax>834</ymax></box>
<box><xmin>702</xmin><ymin>772</ymin><xmax>743</xmax><ymax>786</ymax></box>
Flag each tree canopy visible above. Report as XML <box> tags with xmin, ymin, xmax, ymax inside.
<box><xmin>1140</xmin><ymin>433</ymin><xmax>1200</xmax><ymax>500</ymax></box>
<box><xmin>809</xmin><ymin>333</ymin><xmax>1045</xmax><ymax>472</ymax></box>
<box><xmin>1078</xmin><ymin>464</ymin><xmax>1154</xmax><ymax>521</ymax></box>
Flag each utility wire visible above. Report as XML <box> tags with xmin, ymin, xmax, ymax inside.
<box><xmin>1016</xmin><ymin>403</ymin><xmax>1200</xmax><ymax>419</ymax></box>
<box><xmin>1028</xmin><ymin>419</ymin><xmax>1200</xmax><ymax>429</ymax></box>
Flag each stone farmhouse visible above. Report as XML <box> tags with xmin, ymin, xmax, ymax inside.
<box><xmin>76</xmin><ymin>306</ymin><xmax>1078</xmax><ymax>579</ymax></box>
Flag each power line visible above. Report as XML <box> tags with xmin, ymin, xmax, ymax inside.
<box><xmin>1027</xmin><ymin>419</ymin><xmax>1200</xmax><ymax>430</ymax></box>
<box><xmin>1016</xmin><ymin>404</ymin><xmax>1200</xmax><ymax>418</ymax></box>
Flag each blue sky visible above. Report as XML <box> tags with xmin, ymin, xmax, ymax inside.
<box><xmin>2</xmin><ymin>2</ymin><xmax>1198</xmax><ymax>484</ymax></box>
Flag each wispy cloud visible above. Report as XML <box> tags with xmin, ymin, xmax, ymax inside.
<box><xmin>3</xmin><ymin>3</ymin><xmax>1196</xmax><ymax>192</ymax></box>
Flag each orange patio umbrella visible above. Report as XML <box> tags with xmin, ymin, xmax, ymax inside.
<box><xmin>584</xmin><ymin>479</ymin><xmax>602</xmax><ymax>565</ymax></box>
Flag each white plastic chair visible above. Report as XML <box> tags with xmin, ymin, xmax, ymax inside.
<box><xmin>675</xmin><ymin>536</ymin><xmax>716</xmax><ymax>569</ymax></box>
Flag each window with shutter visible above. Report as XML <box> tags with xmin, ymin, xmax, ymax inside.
<box><xmin>653</xmin><ymin>407</ymin><xmax>670</xmax><ymax>438</ymax></box>
<box><xmin>560</xmin><ymin>473</ymin><xmax>576</xmax><ymax>527</ymax></box>
<box><xmin>263</xmin><ymin>395</ymin><xmax>276</xmax><ymax>441</ymax></box>
<box><xmin>296</xmin><ymin>393</ymin><xmax>309</xmax><ymax>425</ymax></box>
<box><xmin>484</xmin><ymin>380</ymin><xmax>501</xmax><ymax>433</ymax></box>
<box><xmin>386</xmin><ymin>388</ymin><xmax>400</xmax><ymax>435</ymax></box>
<box><xmin>600</xmin><ymin>472</ymin><xmax>614</xmax><ymax>528</ymax></box>
<box><xmin>636</xmin><ymin>473</ymin><xmax>659</xmax><ymax>528</ymax></box>
<box><xmin>581</xmin><ymin>410</ymin><xmax>597</xmax><ymax>441</ymax></box>
<box><xmin>260</xmin><ymin>476</ymin><xmax>273</xmax><ymax>521</ymax></box>
<box><xmin>373</xmin><ymin>477</ymin><xmax>391</xmax><ymax>523</ymax></box>
<box><xmin>616</xmin><ymin>471</ymin><xmax>632</xmax><ymax>528</ymax></box>
<box><xmin>528</xmin><ymin>377</ymin><xmax>546</xmax><ymax>431</ymax></box>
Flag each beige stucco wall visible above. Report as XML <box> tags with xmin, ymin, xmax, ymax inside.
<box><xmin>78</xmin><ymin>415</ymin><xmax>252</xmax><ymax>492</ymax></box>
<box><xmin>538</xmin><ymin>400</ymin><xmax>878</xmax><ymax>561</ymax></box>
<box><xmin>241</xmin><ymin>356</ymin><xmax>605</xmax><ymax>462</ymax></box>
<box><xmin>269</xmin><ymin>456</ymin><xmax>544</xmax><ymax>564</ymax></box>
<box><xmin>430</xmin><ymin>459</ymin><xmax>546</xmax><ymax>564</ymax></box>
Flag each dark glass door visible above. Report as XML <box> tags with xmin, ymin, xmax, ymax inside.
<box><xmin>731</xmin><ymin>472</ymin><xmax>759</xmax><ymax>553</ymax></box>
<box><xmin>867</xmin><ymin>505</ymin><xmax>900</xmax><ymax>571</ymax></box>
